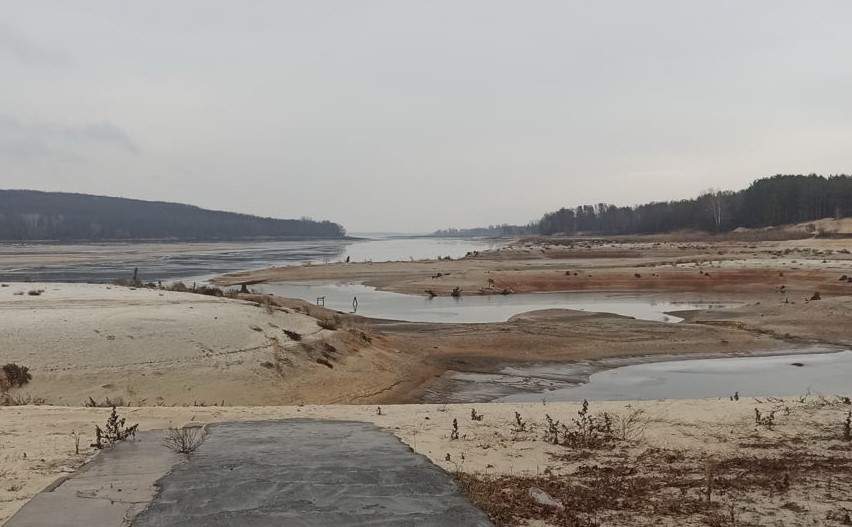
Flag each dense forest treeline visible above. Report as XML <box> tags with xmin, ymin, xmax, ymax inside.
<box><xmin>0</xmin><ymin>190</ymin><xmax>346</xmax><ymax>241</ymax></box>
<box><xmin>538</xmin><ymin>174</ymin><xmax>852</xmax><ymax>236</ymax></box>
<box><xmin>433</xmin><ymin>224</ymin><xmax>537</xmax><ymax>237</ymax></box>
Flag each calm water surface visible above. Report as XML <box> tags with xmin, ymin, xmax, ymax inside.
<box><xmin>0</xmin><ymin>236</ymin><xmax>499</xmax><ymax>282</ymax></box>
<box><xmin>258</xmin><ymin>281</ymin><xmax>744</xmax><ymax>324</ymax></box>
<box><xmin>427</xmin><ymin>349</ymin><xmax>852</xmax><ymax>403</ymax></box>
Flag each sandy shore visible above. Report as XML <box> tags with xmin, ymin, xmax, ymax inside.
<box><xmin>0</xmin><ymin>283</ymin><xmax>426</xmax><ymax>407</ymax></box>
<box><xmin>5</xmin><ymin>281</ymin><xmax>846</xmax><ymax>408</ymax></box>
<box><xmin>3</xmin><ymin>237</ymin><xmax>852</xmax><ymax>525</ymax></box>
<box><xmin>2</xmin><ymin>398</ymin><xmax>850</xmax><ymax>525</ymax></box>
<box><xmin>216</xmin><ymin>238</ymin><xmax>852</xmax><ymax>300</ymax></box>
<box><xmin>209</xmin><ymin>238</ymin><xmax>852</xmax><ymax>404</ymax></box>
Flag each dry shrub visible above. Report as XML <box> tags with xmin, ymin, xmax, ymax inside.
<box><xmin>194</xmin><ymin>285</ymin><xmax>225</xmax><ymax>297</ymax></box>
<box><xmin>317</xmin><ymin>316</ymin><xmax>339</xmax><ymax>331</ymax></box>
<box><xmin>561</xmin><ymin>400</ymin><xmax>616</xmax><ymax>449</ymax></box>
<box><xmin>91</xmin><ymin>406</ymin><xmax>138</xmax><ymax>449</ymax></box>
<box><xmin>241</xmin><ymin>293</ymin><xmax>288</xmax><ymax>310</ymax></box>
<box><xmin>2</xmin><ymin>363</ymin><xmax>31</xmax><ymax>388</ymax></box>
<box><xmin>282</xmin><ymin>329</ymin><xmax>302</xmax><ymax>341</ymax></box>
<box><xmin>163</xmin><ymin>426</ymin><xmax>206</xmax><ymax>454</ymax></box>
<box><xmin>167</xmin><ymin>281</ymin><xmax>190</xmax><ymax>293</ymax></box>
<box><xmin>113</xmin><ymin>278</ymin><xmax>143</xmax><ymax>288</ymax></box>
<box><xmin>614</xmin><ymin>408</ymin><xmax>648</xmax><ymax>442</ymax></box>
<box><xmin>0</xmin><ymin>392</ymin><xmax>46</xmax><ymax>406</ymax></box>
<box><xmin>85</xmin><ymin>395</ymin><xmax>126</xmax><ymax>407</ymax></box>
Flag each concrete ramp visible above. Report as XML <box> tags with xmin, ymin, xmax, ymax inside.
<box><xmin>9</xmin><ymin>420</ymin><xmax>492</xmax><ymax>526</ymax></box>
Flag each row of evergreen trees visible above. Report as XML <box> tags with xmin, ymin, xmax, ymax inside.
<box><xmin>0</xmin><ymin>190</ymin><xmax>346</xmax><ymax>241</ymax></box>
<box><xmin>538</xmin><ymin>174</ymin><xmax>852</xmax><ymax>236</ymax></box>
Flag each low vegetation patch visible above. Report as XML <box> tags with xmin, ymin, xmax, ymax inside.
<box><xmin>317</xmin><ymin>316</ymin><xmax>340</xmax><ymax>331</ymax></box>
<box><xmin>85</xmin><ymin>395</ymin><xmax>127</xmax><ymax>407</ymax></box>
<box><xmin>0</xmin><ymin>391</ymin><xmax>46</xmax><ymax>406</ymax></box>
<box><xmin>0</xmin><ymin>363</ymin><xmax>41</xmax><ymax>405</ymax></box>
<box><xmin>112</xmin><ymin>279</ymin><xmax>239</xmax><ymax>298</ymax></box>
<box><xmin>560</xmin><ymin>399</ymin><xmax>616</xmax><ymax>448</ymax></box>
<box><xmin>282</xmin><ymin>329</ymin><xmax>302</xmax><ymax>341</ymax></box>
<box><xmin>91</xmin><ymin>406</ymin><xmax>138</xmax><ymax>449</ymax></box>
<box><xmin>163</xmin><ymin>426</ymin><xmax>206</xmax><ymax>454</ymax></box>
<box><xmin>2</xmin><ymin>363</ymin><xmax>32</xmax><ymax>388</ymax></box>
<box><xmin>456</xmin><ymin>447</ymin><xmax>852</xmax><ymax>527</ymax></box>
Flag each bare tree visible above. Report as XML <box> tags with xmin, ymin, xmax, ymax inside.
<box><xmin>701</xmin><ymin>188</ymin><xmax>727</xmax><ymax>232</ymax></box>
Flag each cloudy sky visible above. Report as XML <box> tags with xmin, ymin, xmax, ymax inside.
<box><xmin>2</xmin><ymin>1</ymin><xmax>851</xmax><ymax>232</ymax></box>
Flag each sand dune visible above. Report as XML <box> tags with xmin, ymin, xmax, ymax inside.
<box><xmin>0</xmin><ymin>283</ymin><xmax>422</xmax><ymax>407</ymax></box>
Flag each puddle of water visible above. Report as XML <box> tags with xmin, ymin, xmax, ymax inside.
<box><xmin>258</xmin><ymin>281</ymin><xmax>743</xmax><ymax>324</ymax></box>
<box><xmin>487</xmin><ymin>349</ymin><xmax>852</xmax><ymax>402</ymax></box>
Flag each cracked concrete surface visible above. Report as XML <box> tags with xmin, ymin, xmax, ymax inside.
<box><xmin>7</xmin><ymin>420</ymin><xmax>492</xmax><ymax>527</ymax></box>
<box><xmin>132</xmin><ymin>420</ymin><xmax>492</xmax><ymax>526</ymax></box>
<box><xmin>6</xmin><ymin>431</ymin><xmax>181</xmax><ymax>527</ymax></box>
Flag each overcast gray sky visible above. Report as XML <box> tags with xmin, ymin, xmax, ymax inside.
<box><xmin>1</xmin><ymin>1</ymin><xmax>851</xmax><ymax>232</ymax></box>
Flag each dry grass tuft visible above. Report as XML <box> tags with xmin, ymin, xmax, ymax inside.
<box><xmin>84</xmin><ymin>396</ymin><xmax>126</xmax><ymax>408</ymax></box>
<box><xmin>163</xmin><ymin>426</ymin><xmax>206</xmax><ymax>454</ymax></box>
<box><xmin>456</xmin><ymin>446</ymin><xmax>852</xmax><ymax>527</ymax></box>
<box><xmin>317</xmin><ymin>315</ymin><xmax>341</xmax><ymax>331</ymax></box>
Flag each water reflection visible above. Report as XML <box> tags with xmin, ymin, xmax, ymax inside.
<box><xmin>0</xmin><ymin>237</ymin><xmax>498</xmax><ymax>283</ymax></box>
<box><xmin>490</xmin><ymin>349</ymin><xmax>851</xmax><ymax>402</ymax></box>
<box><xmin>259</xmin><ymin>281</ymin><xmax>743</xmax><ymax>324</ymax></box>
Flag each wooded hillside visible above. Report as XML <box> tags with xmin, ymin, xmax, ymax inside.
<box><xmin>538</xmin><ymin>174</ymin><xmax>852</xmax><ymax>236</ymax></box>
<box><xmin>0</xmin><ymin>190</ymin><xmax>346</xmax><ymax>241</ymax></box>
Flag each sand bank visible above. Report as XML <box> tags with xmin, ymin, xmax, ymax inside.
<box><xmin>216</xmin><ymin>238</ymin><xmax>852</xmax><ymax>300</ymax></box>
<box><xmin>0</xmin><ymin>283</ymin><xmax>425</xmax><ymax>407</ymax></box>
<box><xmin>3</xmin><ymin>282</ymin><xmax>851</xmax><ymax>407</ymax></box>
<box><xmin>1</xmin><ymin>397</ymin><xmax>850</xmax><ymax>525</ymax></box>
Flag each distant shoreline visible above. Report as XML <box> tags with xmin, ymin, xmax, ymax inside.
<box><xmin>0</xmin><ymin>235</ymin><xmax>360</xmax><ymax>245</ymax></box>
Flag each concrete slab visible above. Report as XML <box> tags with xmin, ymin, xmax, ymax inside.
<box><xmin>131</xmin><ymin>420</ymin><xmax>492</xmax><ymax>526</ymax></box>
<box><xmin>6</xmin><ymin>431</ymin><xmax>182</xmax><ymax>527</ymax></box>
